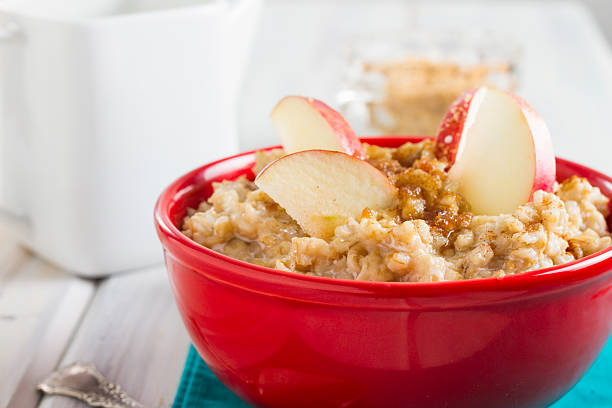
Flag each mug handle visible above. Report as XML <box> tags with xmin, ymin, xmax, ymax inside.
<box><xmin>0</xmin><ymin>18</ymin><xmax>31</xmax><ymax>244</ymax></box>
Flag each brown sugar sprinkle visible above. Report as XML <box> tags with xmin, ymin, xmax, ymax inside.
<box><xmin>183</xmin><ymin>140</ymin><xmax>611</xmax><ymax>282</ymax></box>
<box><xmin>399</xmin><ymin>187</ymin><xmax>426</xmax><ymax>219</ymax></box>
<box><xmin>365</xmin><ymin>140</ymin><xmax>474</xmax><ymax>248</ymax></box>
<box><xmin>368</xmin><ymin>158</ymin><xmax>404</xmax><ymax>179</ymax></box>
<box><xmin>361</xmin><ymin>208</ymin><xmax>376</xmax><ymax>219</ymax></box>
<box><xmin>430</xmin><ymin>210</ymin><xmax>472</xmax><ymax>237</ymax></box>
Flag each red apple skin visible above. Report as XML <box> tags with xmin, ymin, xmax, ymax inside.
<box><xmin>435</xmin><ymin>87</ymin><xmax>482</xmax><ymax>164</ymax></box>
<box><xmin>507</xmin><ymin>92</ymin><xmax>556</xmax><ymax>197</ymax></box>
<box><xmin>308</xmin><ymin>98</ymin><xmax>365</xmax><ymax>158</ymax></box>
<box><xmin>274</xmin><ymin>96</ymin><xmax>365</xmax><ymax>158</ymax></box>
<box><xmin>435</xmin><ymin>86</ymin><xmax>556</xmax><ymax>196</ymax></box>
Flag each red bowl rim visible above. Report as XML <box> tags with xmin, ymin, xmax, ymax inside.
<box><xmin>154</xmin><ymin>136</ymin><xmax>612</xmax><ymax>296</ymax></box>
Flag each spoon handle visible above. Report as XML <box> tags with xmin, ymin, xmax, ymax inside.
<box><xmin>38</xmin><ymin>362</ymin><xmax>144</xmax><ymax>408</ymax></box>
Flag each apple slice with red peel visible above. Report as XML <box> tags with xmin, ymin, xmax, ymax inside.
<box><xmin>271</xmin><ymin>96</ymin><xmax>365</xmax><ymax>158</ymax></box>
<box><xmin>436</xmin><ymin>86</ymin><xmax>556</xmax><ymax>215</ymax></box>
<box><xmin>255</xmin><ymin>150</ymin><xmax>397</xmax><ymax>238</ymax></box>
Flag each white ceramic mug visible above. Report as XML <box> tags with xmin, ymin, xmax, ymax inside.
<box><xmin>0</xmin><ymin>0</ymin><xmax>261</xmax><ymax>276</ymax></box>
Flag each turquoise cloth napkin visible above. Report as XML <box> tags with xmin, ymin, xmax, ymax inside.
<box><xmin>172</xmin><ymin>346</ymin><xmax>249</xmax><ymax>408</ymax></box>
<box><xmin>173</xmin><ymin>336</ymin><xmax>612</xmax><ymax>407</ymax></box>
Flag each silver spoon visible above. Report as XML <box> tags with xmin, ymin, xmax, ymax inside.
<box><xmin>38</xmin><ymin>362</ymin><xmax>144</xmax><ymax>408</ymax></box>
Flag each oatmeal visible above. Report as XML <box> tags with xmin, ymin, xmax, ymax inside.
<box><xmin>182</xmin><ymin>140</ymin><xmax>611</xmax><ymax>282</ymax></box>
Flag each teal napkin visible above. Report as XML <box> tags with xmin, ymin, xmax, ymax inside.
<box><xmin>172</xmin><ymin>346</ymin><xmax>249</xmax><ymax>408</ymax></box>
<box><xmin>173</xmin><ymin>336</ymin><xmax>612</xmax><ymax>407</ymax></box>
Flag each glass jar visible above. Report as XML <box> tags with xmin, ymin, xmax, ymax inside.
<box><xmin>336</xmin><ymin>30</ymin><xmax>520</xmax><ymax>136</ymax></box>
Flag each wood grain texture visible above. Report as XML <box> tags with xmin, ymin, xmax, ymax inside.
<box><xmin>38</xmin><ymin>266</ymin><xmax>189</xmax><ymax>408</ymax></box>
<box><xmin>0</xmin><ymin>237</ymin><xmax>95</xmax><ymax>408</ymax></box>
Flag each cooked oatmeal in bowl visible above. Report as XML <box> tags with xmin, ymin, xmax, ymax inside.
<box><xmin>155</xmin><ymin>131</ymin><xmax>612</xmax><ymax>408</ymax></box>
<box><xmin>182</xmin><ymin>139</ymin><xmax>611</xmax><ymax>282</ymax></box>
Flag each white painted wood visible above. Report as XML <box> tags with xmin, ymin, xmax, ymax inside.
<box><xmin>38</xmin><ymin>266</ymin><xmax>190</xmax><ymax>408</ymax></box>
<box><xmin>0</xmin><ymin>237</ymin><xmax>95</xmax><ymax>408</ymax></box>
<box><xmin>239</xmin><ymin>1</ymin><xmax>612</xmax><ymax>174</ymax></box>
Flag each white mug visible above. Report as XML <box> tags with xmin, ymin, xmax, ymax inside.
<box><xmin>0</xmin><ymin>0</ymin><xmax>261</xmax><ymax>276</ymax></box>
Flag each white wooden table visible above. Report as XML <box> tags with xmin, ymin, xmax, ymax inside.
<box><xmin>2</xmin><ymin>1</ymin><xmax>612</xmax><ymax>407</ymax></box>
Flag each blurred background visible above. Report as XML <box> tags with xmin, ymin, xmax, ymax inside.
<box><xmin>238</xmin><ymin>0</ymin><xmax>612</xmax><ymax>177</ymax></box>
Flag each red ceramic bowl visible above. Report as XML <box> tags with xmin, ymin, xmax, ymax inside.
<box><xmin>155</xmin><ymin>137</ymin><xmax>612</xmax><ymax>408</ymax></box>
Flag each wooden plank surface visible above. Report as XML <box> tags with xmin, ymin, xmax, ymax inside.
<box><xmin>0</xmin><ymin>237</ymin><xmax>95</xmax><ymax>408</ymax></box>
<box><xmin>38</xmin><ymin>266</ymin><xmax>189</xmax><ymax>408</ymax></box>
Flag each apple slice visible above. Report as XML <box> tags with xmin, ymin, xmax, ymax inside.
<box><xmin>271</xmin><ymin>96</ymin><xmax>365</xmax><ymax>158</ymax></box>
<box><xmin>435</xmin><ymin>86</ymin><xmax>555</xmax><ymax>215</ymax></box>
<box><xmin>255</xmin><ymin>150</ymin><xmax>397</xmax><ymax>238</ymax></box>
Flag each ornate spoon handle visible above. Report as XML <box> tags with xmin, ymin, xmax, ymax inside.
<box><xmin>38</xmin><ymin>362</ymin><xmax>144</xmax><ymax>408</ymax></box>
